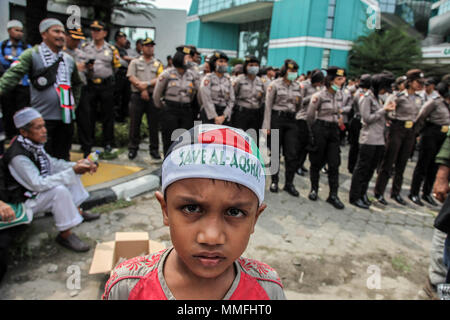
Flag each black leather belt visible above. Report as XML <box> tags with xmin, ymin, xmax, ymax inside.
<box><xmin>273</xmin><ymin>110</ymin><xmax>295</xmax><ymax>119</ymax></box>
<box><xmin>237</xmin><ymin>105</ymin><xmax>260</xmax><ymax>112</ymax></box>
<box><xmin>316</xmin><ymin>119</ymin><xmax>338</xmax><ymax>127</ymax></box>
<box><xmin>165</xmin><ymin>100</ymin><xmax>192</xmax><ymax>108</ymax></box>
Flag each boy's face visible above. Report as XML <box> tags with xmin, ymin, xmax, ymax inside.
<box><xmin>156</xmin><ymin>178</ymin><xmax>266</xmax><ymax>279</ymax></box>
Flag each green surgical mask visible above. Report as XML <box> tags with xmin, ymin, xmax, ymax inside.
<box><xmin>287</xmin><ymin>72</ymin><xmax>298</xmax><ymax>81</ymax></box>
<box><xmin>331</xmin><ymin>84</ymin><xmax>341</xmax><ymax>92</ymax></box>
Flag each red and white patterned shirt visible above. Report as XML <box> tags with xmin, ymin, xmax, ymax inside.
<box><xmin>102</xmin><ymin>248</ymin><xmax>286</xmax><ymax>300</ymax></box>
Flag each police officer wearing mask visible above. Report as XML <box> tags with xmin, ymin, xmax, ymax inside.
<box><xmin>409</xmin><ymin>81</ymin><xmax>450</xmax><ymax>207</ymax></box>
<box><xmin>349</xmin><ymin>72</ymin><xmax>396</xmax><ymax>209</ymax></box>
<box><xmin>232</xmin><ymin>55</ymin><xmax>264</xmax><ymax>141</ymax></box>
<box><xmin>262</xmin><ymin>59</ymin><xmax>303</xmax><ymax>197</ymax></box>
<box><xmin>374</xmin><ymin>69</ymin><xmax>425</xmax><ymax>206</ymax></box>
<box><xmin>199</xmin><ymin>51</ymin><xmax>235</xmax><ymax>125</ymax></box>
<box><xmin>153</xmin><ymin>46</ymin><xmax>199</xmax><ymax>156</ymax></box>
<box><xmin>80</xmin><ymin>21</ymin><xmax>121</xmax><ymax>154</ymax></box>
<box><xmin>296</xmin><ymin>69</ymin><xmax>324</xmax><ymax>176</ymax></box>
<box><xmin>306</xmin><ymin>66</ymin><xmax>346</xmax><ymax>209</ymax></box>
<box><xmin>347</xmin><ymin>74</ymin><xmax>372</xmax><ymax>174</ymax></box>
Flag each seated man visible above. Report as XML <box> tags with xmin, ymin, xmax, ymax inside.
<box><xmin>2</xmin><ymin>107</ymin><xmax>100</xmax><ymax>253</ymax></box>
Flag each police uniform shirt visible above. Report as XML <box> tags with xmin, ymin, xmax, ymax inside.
<box><xmin>117</xmin><ymin>46</ymin><xmax>129</xmax><ymax>69</ymax></box>
<box><xmin>389</xmin><ymin>89</ymin><xmax>423</xmax><ymax>122</ymax></box>
<box><xmin>306</xmin><ymin>87</ymin><xmax>343</xmax><ymax>127</ymax></box>
<box><xmin>337</xmin><ymin>87</ymin><xmax>353</xmax><ymax>123</ymax></box>
<box><xmin>262</xmin><ymin>77</ymin><xmax>302</xmax><ymax>130</ymax></box>
<box><xmin>153</xmin><ymin>67</ymin><xmax>198</xmax><ymax>109</ymax></box>
<box><xmin>358</xmin><ymin>90</ymin><xmax>387</xmax><ymax>146</ymax></box>
<box><xmin>81</xmin><ymin>41</ymin><xmax>121</xmax><ymax>79</ymax></box>
<box><xmin>64</xmin><ymin>47</ymin><xmax>88</xmax><ymax>84</ymax></box>
<box><xmin>261</xmin><ymin>75</ymin><xmax>273</xmax><ymax>94</ymax></box>
<box><xmin>199</xmin><ymin>72</ymin><xmax>235</xmax><ymax>121</ymax></box>
<box><xmin>127</xmin><ymin>56</ymin><xmax>163</xmax><ymax>94</ymax></box>
<box><xmin>416</xmin><ymin>96</ymin><xmax>450</xmax><ymax>128</ymax></box>
<box><xmin>296</xmin><ymin>80</ymin><xmax>321</xmax><ymax>120</ymax></box>
<box><xmin>233</xmin><ymin>74</ymin><xmax>265</xmax><ymax>109</ymax></box>
<box><xmin>352</xmin><ymin>87</ymin><xmax>366</xmax><ymax>117</ymax></box>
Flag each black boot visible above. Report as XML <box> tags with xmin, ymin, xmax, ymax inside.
<box><xmin>362</xmin><ymin>194</ymin><xmax>372</xmax><ymax>206</ymax></box>
<box><xmin>327</xmin><ymin>194</ymin><xmax>345</xmax><ymax>209</ymax></box>
<box><xmin>392</xmin><ymin>194</ymin><xmax>406</xmax><ymax>206</ymax></box>
<box><xmin>351</xmin><ymin>199</ymin><xmax>370</xmax><ymax>210</ymax></box>
<box><xmin>408</xmin><ymin>194</ymin><xmax>424</xmax><ymax>206</ymax></box>
<box><xmin>270</xmin><ymin>182</ymin><xmax>278</xmax><ymax>193</ymax></box>
<box><xmin>375</xmin><ymin>194</ymin><xmax>388</xmax><ymax>205</ymax></box>
<box><xmin>422</xmin><ymin>194</ymin><xmax>438</xmax><ymax>207</ymax></box>
<box><xmin>308</xmin><ymin>189</ymin><xmax>318</xmax><ymax>201</ymax></box>
<box><xmin>283</xmin><ymin>184</ymin><xmax>299</xmax><ymax>197</ymax></box>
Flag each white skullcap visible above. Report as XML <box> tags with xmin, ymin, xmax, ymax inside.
<box><xmin>14</xmin><ymin>108</ymin><xmax>42</xmax><ymax>129</ymax></box>
<box><xmin>39</xmin><ymin>18</ymin><xmax>64</xmax><ymax>33</ymax></box>
<box><xmin>7</xmin><ymin>20</ymin><xmax>23</xmax><ymax>30</ymax></box>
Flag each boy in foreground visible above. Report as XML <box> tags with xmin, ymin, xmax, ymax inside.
<box><xmin>103</xmin><ymin>124</ymin><xmax>286</xmax><ymax>300</ymax></box>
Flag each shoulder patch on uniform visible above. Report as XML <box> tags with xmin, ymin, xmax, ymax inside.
<box><xmin>203</xmin><ymin>79</ymin><xmax>210</xmax><ymax>86</ymax></box>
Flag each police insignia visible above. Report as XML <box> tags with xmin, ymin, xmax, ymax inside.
<box><xmin>336</xmin><ymin>69</ymin><xmax>345</xmax><ymax>76</ymax></box>
<box><xmin>204</xmin><ymin>79</ymin><xmax>210</xmax><ymax>86</ymax></box>
<box><xmin>183</xmin><ymin>47</ymin><xmax>191</xmax><ymax>54</ymax></box>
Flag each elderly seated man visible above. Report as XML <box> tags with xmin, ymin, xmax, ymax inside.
<box><xmin>2</xmin><ymin>107</ymin><xmax>100</xmax><ymax>253</ymax></box>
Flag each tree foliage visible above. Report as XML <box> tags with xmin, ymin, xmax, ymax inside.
<box><xmin>348</xmin><ymin>27</ymin><xmax>423</xmax><ymax>78</ymax></box>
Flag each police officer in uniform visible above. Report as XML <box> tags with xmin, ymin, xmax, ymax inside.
<box><xmin>153</xmin><ymin>45</ymin><xmax>199</xmax><ymax>156</ymax></box>
<box><xmin>181</xmin><ymin>45</ymin><xmax>202</xmax><ymax>121</ymax></box>
<box><xmin>409</xmin><ymin>81</ymin><xmax>450</xmax><ymax>207</ymax></box>
<box><xmin>338</xmin><ymin>84</ymin><xmax>353</xmax><ymax>146</ymax></box>
<box><xmin>63</xmin><ymin>28</ymin><xmax>93</xmax><ymax>158</ymax></box>
<box><xmin>262</xmin><ymin>59</ymin><xmax>303</xmax><ymax>197</ymax></box>
<box><xmin>306</xmin><ymin>66</ymin><xmax>347</xmax><ymax>209</ymax></box>
<box><xmin>199</xmin><ymin>51</ymin><xmax>235</xmax><ymax>126</ymax></box>
<box><xmin>232</xmin><ymin>55</ymin><xmax>264</xmax><ymax>143</ymax></box>
<box><xmin>347</xmin><ymin>74</ymin><xmax>371</xmax><ymax>174</ymax></box>
<box><xmin>374</xmin><ymin>69</ymin><xmax>425</xmax><ymax>205</ymax></box>
<box><xmin>349</xmin><ymin>72</ymin><xmax>396</xmax><ymax>209</ymax></box>
<box><xmin>296</xmin><ymin>69</ymin><xmax>324</xmax><ymax>176</ymax></box>
<box><xmin>114</xmin><ymin>31</ymin><xmax>132</xmax><ymax>122</ymax></box>
<box><xmin>80</xmin><ymin>21</ymin><xmax>121</xmax><ymax>154</ymax></box>
<box><xmin>127</xmin><ymin>37</ymin><xmax>163</xmax><ymax>160</ymax></box>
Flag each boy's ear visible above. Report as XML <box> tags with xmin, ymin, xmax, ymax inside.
<box><xmin>251</xmin><ymin>203</ymin><xmax>266</xmax><ymax>234</ymax></box>
<box><xmin>155</xmin><ymin>191</ymin><xmax>169</xmax><ymax>226</ymax></box>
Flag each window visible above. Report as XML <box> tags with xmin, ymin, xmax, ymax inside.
<box><xmin>321</xmin><ymin>49</ymin><xmax>330</xmax><ymax>70</ymax></box>
<box><xmin>325</xmin><ymin>0</ymin><xmax>336</xmax><ymax>38</ymax></box>
<box><xmin>379</xmin><ymin>0</ymin><xmax>396</xmax><ymax>13</ymax></box>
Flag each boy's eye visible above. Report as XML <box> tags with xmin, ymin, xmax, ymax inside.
<box><xmin>226</xmin><ymin>208</ymin><xmax>246</xmax><ymax>218</ymax></box>
<box><xmin>182</xmin><ymin>204</ymin><xmax>201</xmax><ymax>214</ymax></box>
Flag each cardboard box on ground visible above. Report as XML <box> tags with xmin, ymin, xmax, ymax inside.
<box><xmin>89</xmin><ymin>232</ymin><xmax>166</xmax><ymax>275</ymax></box>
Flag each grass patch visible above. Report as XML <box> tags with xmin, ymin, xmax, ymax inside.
<box><xmin>90</xmin><ymin>199</ymin><xmax>136</xmax><ymax>214</ymax></box>
<box><xmin>391</xmin><ymin>255</ymin><xmax>411</xmax><ymax>274</ymax></box>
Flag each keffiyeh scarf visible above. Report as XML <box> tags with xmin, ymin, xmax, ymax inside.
<box><xmin>17</xmin><ymin>134</ymin><xmax>51</xmax><ymax>178</ymax></box>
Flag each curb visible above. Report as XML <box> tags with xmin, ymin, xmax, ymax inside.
<box><xmin>81</xmin><ymin>173</ymin><xmax>160</xmax><ymax>210</ymax></box>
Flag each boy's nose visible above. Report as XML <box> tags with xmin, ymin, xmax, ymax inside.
<box><xmin>196</xmin><ymin>215</ymin><xmax>226</xmax><ymax>246</ymax></box>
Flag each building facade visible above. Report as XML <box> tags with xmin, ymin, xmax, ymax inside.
<box><xmin>0</xmin><ymin>0</ymin><xmax>186</xmax><ymax>64</ymax></box>
<box><xmin>186</xmin><ymin>0</ymin><xmax>450</xmax><ymax>71</ymax></box>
